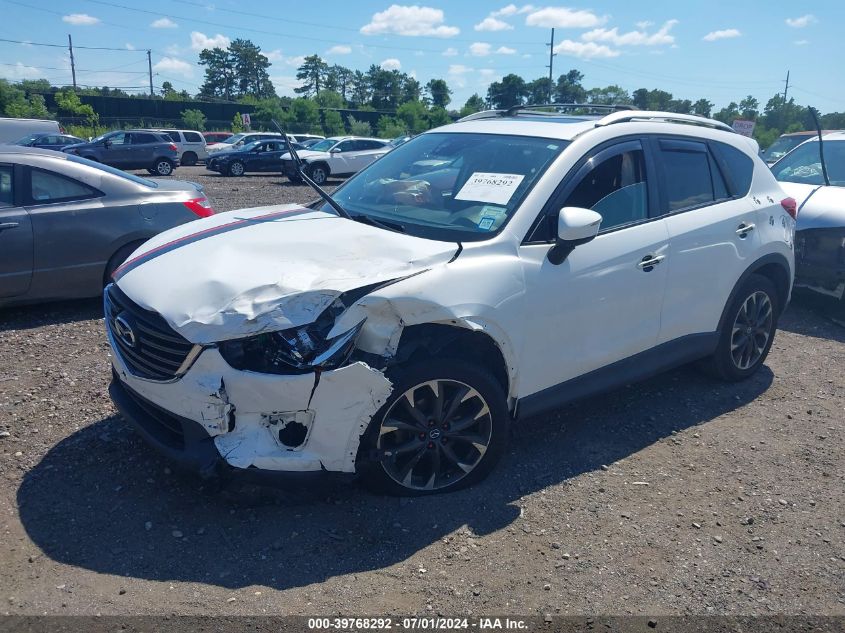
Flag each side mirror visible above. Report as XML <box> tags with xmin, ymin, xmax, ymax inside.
<box><xmin>330</xmin><ymin>147</ymin><xmax>341</xmax><ymax>153</ymax></box>
<box><xmin>547</xmin><ymin>206</ymin><xmax>602</xmax><ymax>265</ymax></box>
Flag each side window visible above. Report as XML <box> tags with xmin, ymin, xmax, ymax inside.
<box><xmin>108</xmin><ymin>133</ymin><xmax>129</xmax><ymax>146</ymax></box>
<box><xmin>335</xmin><ymin>141</ymin><xmax>354</xmax><ymax>152</ymax></box>
<box><xmin>164</xmin><ymin>131</ymin><xmax>180</xmax><ymax>141</ymax></box>
<box><xmin>183</xmin><ymin>131</ymin><xmax>203</xmax><ymax>143</ymax></box>
<box><xmin>131</xmin><ymin>133</ymin><xmax>159</xmax><ymax>144</ymax></box>
<box><xmin>42</xmin><ymin>136</ymin><xmax>60</xmax><ymax>145</ymax></box>
<box><xmin>0</xmin><ymin>165</ymin><xmax>13</xmax><ymax>207</ymax></box>
<box><xmin>29</xmin><ymin>169</ymin><xmax>99</xmax><ymax>204</ymax></box>
<box><xmin>711</xmin><ymin>141</ymin><xmax>754</xmax><ymax>196</ymax></box>
<box><xmin>562</xmin><ymin>145</ymin><xmax>649</xmax><ymax>231</ymax></box>
<box><xmin>361</xmin><ymin>140</ymin><xmax>385</xmax><ymax>150</ymax></box>
<box><xmin>657</xmin><ymin>139</ymin><xmax>716</xmax><ymax>211</ymax></box>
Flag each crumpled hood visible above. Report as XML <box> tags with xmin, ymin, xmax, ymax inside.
<box><xmin>779</xmin><ymin>181</ymin><xmax>842</xmax><ymax>230</ymax></box>
<box><xmin>114</xmin><ymin>204</ymin><xmax>458</xmax><ymax>344</ymax></box>
<box><xmin>281</xmin><ymin>150</ymin><xmax>328</xmax><ymax>161</ymax></box>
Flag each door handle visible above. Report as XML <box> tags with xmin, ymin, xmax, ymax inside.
<box><xmin>0</xmin><ymin>222</ymin><xmax>20</xmax><ymax>232</ymax></box>
<box><xmin>736</xmin><ymin>222</ymin><xmax>755</xmax><ymax>238</ymax></box>
<box><xmin>637</xmin><ymin>254</ymin><xmax>665</xmax><ymax>271</ymax></box>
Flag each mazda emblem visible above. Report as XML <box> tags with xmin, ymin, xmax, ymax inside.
<box><xmin>113</xmin><ymin>314</ymin><xmax>137</xmax><ymax>348</ymax></box>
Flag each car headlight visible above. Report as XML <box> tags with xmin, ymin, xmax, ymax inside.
<box><xmin>218</xmin><ymin>298</ymin><xmax>365</xmax><ymax>374</ymax></box>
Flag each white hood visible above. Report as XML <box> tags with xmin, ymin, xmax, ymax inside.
<box><xmin>281</xmin><ymin>150</ymin><xmax>328</xmax><ymax>161</ymax></box>
<box><xmin>114</xmin><ymin>205</ymin><xmax>458</xmax><ymax>343</ymax></box>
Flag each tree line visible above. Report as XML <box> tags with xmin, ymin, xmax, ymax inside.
<box><xmin>1</xmin><ymin>37</ymin><xmax>842</xmax><ymax>148</ymax></box>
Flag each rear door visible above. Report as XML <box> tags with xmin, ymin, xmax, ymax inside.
<box><xmin>655</xmin><ymin>137</ymin><xmax>762</xmax><ymax>343</ymax></box>
<box><xmin>258</xmin><ymin>141</ymin><xmax>284</xmax><ymax>171</ymax></box>
<box><xmin>329</xmin><ymin>140</ymin><xmax>359</xmax><ymax>174</ymax></box>
<box><xmin>0</xmin><ymin>163</ymin><xmax>34</xmax><ymax>298</ymax></box>
<box><xmin>128</xmin><ymin>132</ymin><xmax>161</xmax><ymax>168</ymax></box>
<box><xmin>182</xmin><ymin>130</ymin><xmax>207</xmax><ymax>160</ymax></box>
<box><xmin>353</xmin><ymin>140</ymin><xmax>390</xmax><ymax>171</ymax></box>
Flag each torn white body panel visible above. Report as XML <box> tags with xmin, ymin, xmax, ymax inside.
<box><xmin>109</xmin><ymin>345</ymin><xmax>392</xmax><ymax>472</ymax></box>
<box><xmin>114</xmin><ymin>205</ymin><xmax>459</xmax><ymax>344</ymax></box>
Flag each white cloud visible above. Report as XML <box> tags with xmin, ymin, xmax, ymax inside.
<box><xmin>785</xmin><ymin>14</ymin><xmax>816</xmax><ymax>28</ymax></box>
<box><xmin>493</xmin><ymin>4</ymin><xmax>535</xmax><ymax>17</ymax></box>
<box><xmin>326</xmin><ymin>45</ymin><xmax>352</xmax><ymax>55</ymax></box>
<box><xmin>582</xmin><ymin>19</ymin><xmax>678</xmax><ymax>46</ymax></box>
<box><xmin>125</xmin><ymin>43</ymin><xmax>135</xmax><ymax>50</ymax></box>
<box><xmin>525</xmin><ymin>7</ymin><xmax>607</xmax><ymax>29</ymax></box>
<box><xmin>2</xmin><ymin>62</ymin><xmax>43</xmax><ymax>80</ymax></box>
<box><xmin>361</xmin><ymin>5</ymin><xmax>459</xmax><ymax>37</ymax></box>
<box><xmin>62</xmin><ymin>13</ymin><xmax>100</xmax><ymax>26</ymax></box>
<box><xmin>442</xmin><ymin>47</ymin><xmax>458</xmax><ymax>56</ymax></box>
<box><xmin>271</xmin><ymin>75</ymin><xmax>303</xmax><ymax>97</ymax></box>
<box><xmin>153</xmin><ymin>57</ymin><xmax>194</xmax><ymax>78</ymax></box>
<box><xmin>380</xmin><ymin>58</ymin><xmax>402</xmax><ymax>70</ymax></box>
<box><xmin>165</xmin><ymin>44</ymin><xmax>183</xmax><ymax>55</ymax></box>
<box><xmin>265</xmin><ymin>49</ymin><xmax>284</xmax><ymax>62</ymax></box>
<box><xmin>470</xmin><ymin>42</ymin><xmax>492</xmax><ymax>56</ymax></box>
<box><xmin>447</xmin><ymin>63</ymin><xmax>473</xmax><ymax>88</ymax></box>
<box><xmin>794</xmin><ymin>39</ymin><xmax>809</xmax><ymax>45</ymax></box>
<box><xmin>554</xmin><ymin>39</ymin><xmax>619</xmax><ymax>59</ymax></box>
<box><xmin>474</xmin><ymin>17</ymin><xmax>513</xmax><ymax>31</ymax></box>
<box><xmin>151</xmin><ymin>17</ymin><xmax>177</xmax><ymax>29</ymax></box>
<box><xmin>635</xmin><ymin>20</ymin><xmax>653</xmax><ymax>30</ymax></box>
<box><xmin>496</xmin><ymin>46</ymin><xmax>517</xmax><ymax>54</ymax></box>
<box><xmin>190</xmin><ymin>31</ymin><xmax>230</xmax><ymax>52</ymax></box>
<box><xmin>263</xmin><ymin>50</ymin><xmax>308</xmax><ymax>67</ymax></box>
<box><xmin>285</xmin><ymin>55</ymin><xmax>306</xmax><ymax>67</ymax></box>
<box><xmin>702</xmin><ymin>28</ymin><xmax>741</xmax><ymax>42</ymax></box>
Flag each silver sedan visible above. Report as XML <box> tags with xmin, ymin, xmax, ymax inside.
<box><xmin>0</xmin><ymin>147</ymin><xmax>214</xmax><ymax>306</ymax></box>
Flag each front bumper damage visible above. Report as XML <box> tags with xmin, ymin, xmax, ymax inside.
<box><xmin>108</xmin><ymin>343</ymin><xmax>393</xmax><ymax>477</ymax></box>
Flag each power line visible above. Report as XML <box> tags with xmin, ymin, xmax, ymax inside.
<box><xmin>3</xmin><ymin>0</ymin><xmax>136</xmax><ymax>30</ymax></box>
<box><xmin>0</xmin><ymin>37</ymin><xmax>145</xmax><ymax>52</ymax></box>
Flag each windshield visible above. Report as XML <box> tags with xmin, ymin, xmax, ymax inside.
<box><xmin>319</xmin><ymin>132</ymin><xmax>566</xmax><ymax>241</ymax></box>
<box><xmin>13</xmin><ymin>134</ymin><xmax>40</xmax><ymax>145</ymax></box>
<box><xmin>239</xmin><ymin>140</ymin><xmax>263</xmax><ymax>152</ymax></box>
<box><xmin>308</xmin><ymin>139</ymin><xmax>337</xmax><ymax>152</ymax></box>
<box><xmin>772</xmin><ymin>139</ymin><xmax>845</xmax><ymax>186</ymax></box>
<box><xmin>221</xmin><ymin>133</ymin><xmax>246</xmax><ymax>145</ymax></box>
<box><xmin>763</xmin><ymin>135</ymin><xmax>809</xmax><ymax>162</ymax></box>
<box><xmin>66</xmin><ymin>154</ymin><xmax>159</xmax><ymax>187</ymax></box>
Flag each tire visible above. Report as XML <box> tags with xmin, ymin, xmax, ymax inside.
<box><xmin>152</xmin><ymin>159</ymin><xmax>174</xmax><ymax>176</ymax></box>
<box><xmin>358</xmin><ymin>358</ymin><xmax>509</xmax><ymax>496</ymax></box>
<box><xmin>287</xmin><ymin>174</ymin><xmax>303</xmax><ymax>184</ymax></box>
<box><xmin>706</xmin><ymin>273</ymin><xmax>779</xmax><ymax>381</ymax></box>
<box><xmin>103</xmin><ymin>241</ymin><xmax>144</xmax><ymax>286</ymax></box>
<box><xmin>227</xmin><ymin>161</ymin><xmax>245</xmax><ymax>177</ymax></box>
<box><xmin>181</xmin><ymin>151</ymin><xmax>198</xmax><ymax>166</ymax></box>
<box><xmin>307</xmin><ymin>163</ymin><xmax>328</xmax><ymax>185</ymax></box>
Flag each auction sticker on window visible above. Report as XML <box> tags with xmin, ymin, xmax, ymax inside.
<box><xmin>455</xmin><ymin>172</ymin><xmax>525</xmax><ymax>205</ymax></box>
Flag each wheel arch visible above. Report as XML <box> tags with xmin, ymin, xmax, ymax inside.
<box><xmin>717</xmin><ymin>253</ymin><xmax>792</xmax><ymax>333</ymax></box>
<box><xmin>308</xmin><ymin>160</ymin><xmax>331</xmax><ymax>176</ymax></box>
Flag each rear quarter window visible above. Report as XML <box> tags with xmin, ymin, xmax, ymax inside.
<box><xmin>183</xmin><ymin>131</ymin><xmax>203</xmax><ymax>143</ymax></box>
<box><xmin>710</xmin><ymin>141</ymin><xmax>754</xmax><ymax>196</ymax></box>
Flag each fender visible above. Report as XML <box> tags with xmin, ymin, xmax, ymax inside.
<box><xmin>715</xmin><ymin>252</ymin><xmax>793</xmax><ymax>335</ymax></box>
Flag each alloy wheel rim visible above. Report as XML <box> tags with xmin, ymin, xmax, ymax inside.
<box><xmin>377</xmin><ymin>379</ymin><xmax>493</xmax><ymax>491</ymax></box>
<box><xmin>730</xmin><ymin>291</ymin><xmax>773</xmax><ymax>370</ymax></box>
<box><xmin>231</xmin><ymin>163</ymin><xmax>243</xmax><ymax>175</ymax></box>
<box><xmin>157</xmin><ymin>161</ymin><xmax>171</xmax><ymax>175</ymax></box>
<box><xmin>312</xmin><ymin>168</ymin><xmax>326</xmax><ymax>183</ymax></box>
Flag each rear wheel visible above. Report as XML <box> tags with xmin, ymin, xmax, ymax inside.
<box><xmin>358</xmin><ymin>359</ymin><xmax>509</xmax><ymax>496</ymax></box>
<box><xmin>152</xmin><ymin>159</ymin><xmax>174</xmax><ymax>176</ymax></box>
<box><xmin>227</xmin><ymin>161</ymin><xmax>245</xmax><ymax>177</ymax></box>
<box><xmin>103</xmin><ymin>241</ymin><xmax>144</xmax><ymax>286</ymax></box>
<box><xmin>181</xmin><ymin>151</ymin><xmax>198</xmax><ymax>166</ymax></box>
<box><xmin>707</xmin><ymin>274</ymin><xmax>779</xmax><ymax>381</ymax></box>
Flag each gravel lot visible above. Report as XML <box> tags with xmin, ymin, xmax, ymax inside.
<box><xmin>1</xmin><ymin>167</ymin><xmax>843</xmax><ymax>618</ymax></box>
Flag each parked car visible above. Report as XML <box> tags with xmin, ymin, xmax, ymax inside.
<box><xmin>760</xmin><ymin>131</ymin><xmax>840</xmax><ymax>166</ymax></box>
<box><xmin>0</xmin><ymin>146</ymin><xmax>214</xmax><ymax>306</ymax></box>
<box><xmin>389</xmin><ymin>135</ymin><xmax>414</xmax><ymax>148</ymax></box>
<box><xmin>203</xmin><ymin>132</ymin><xmax>234</xmax><ymax>144</ymax></box>
<box><xmin>104</xmin><ymin>108</ymin><xmax>794</xmax><ymax>495</ymax></box>
<box><xmin>290</xmin><ymin>133</ymin><xmax>325</xmax><ymax>143</ymax></box>
<box><xmin>12</xmin><ymin>132</ymin><xmax>85</xmax><ymax>151</ymax></box>
<box><xmin>206</xmin><ymin>139</ymin><xmax>288</xmax><ymax>176</ymax></box>
<box><xmin>0</xmin><ymin>117</ymin><xmax>62</xmax><ymax>144</ymax></box>
<box><xmin>771</xmin><ymin>132</ymin><xmax>845</xmax><ymax>307</ymax></box>
<box><xmin>146</xmin><ymin>129</ymin><xmax>208</xmax><ymax>166</ymax></box>
<box><xmin>62</xmin><ymin>130</ymin><xmax>180</xmax><ymax>176</ymax></box>
<box><xmin>206</xmin><ymin>132</ymin><xmax>283</xmax><ymax>153</ymax></box>
<box><xmin>281</xmin><ymin>136</ymin><xmax>390</xmax><ymax>185</ymax></box>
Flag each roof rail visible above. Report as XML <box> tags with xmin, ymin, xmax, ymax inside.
<box><xmin>457</xmin><ymin>102</ymin><xmax>634</xmax><ymax>123</ymax></box>
<box><xmin>596</xmin><ymin>110</ymin><xmax>735</xmax><ymax>133</ymax></box>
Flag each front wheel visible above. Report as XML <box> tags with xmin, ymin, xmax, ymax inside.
<box><xmin>707</xmin><ymin>274</ymin><xmax>779</xmax><ymax>381</ymax></box>
<box><xmin>306</xmin><ymin>163</ymin><xmax>328</xmax><ymax>185</ymax></box>
<box><xmin>227</xmin><ymin>161</ymin><xmax>245</xmax><ymax>177</ymax></box>
<box><xmin>152</xmin><ymin>159</ymin><xmax>174</xmax><ymax>176</ymax></box>
<box><xmin>358</xmin><ymin>359</ymin><xmax>509</xmax><ymax>496</ymax></box>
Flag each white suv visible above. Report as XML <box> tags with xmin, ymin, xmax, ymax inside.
<box><xmin>105</xmin><ymin>109</ymin><xmax>795</xmax><ymax>495</ymax></box>
<box><xmin>281</xmin><ymin>136</ymin><xmax>390</xmax><ymax>185</ymax></box>
<box><xmin>147</xmin><ymin>129</ymin><xmax>208</xmax><ymax>166</ymax></box>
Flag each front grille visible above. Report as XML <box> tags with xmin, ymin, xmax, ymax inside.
<box><xmin>105</xmin><ymin>284</ymin><xmax>195</xmax><ymax>381</ymax></box>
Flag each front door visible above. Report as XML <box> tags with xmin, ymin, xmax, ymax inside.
<box><xmin>0</xmin><ymin>164</ymin><xmax>33</xmax><ymax>298</ymax></box>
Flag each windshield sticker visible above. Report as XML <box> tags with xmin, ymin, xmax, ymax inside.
<box><xmin>455</xmin><ymin>172</ymin><xmax>525</xmax><ymax>205</ymax></box>
<box><xmin>478</xmin><ymin>216</ymin><xmax>496</xmax><ymax>230</ymax></box>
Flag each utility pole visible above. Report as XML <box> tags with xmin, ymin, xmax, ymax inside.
<box><xmin>782</xmin><ymin>70</ymin><xmax>790</xmax><ymax>104</ymax></box>
<box><xmin>546</xmin><ymin>28</ymin><xmax>556</xmax><ymax>103</ymax></box>
<box><xmin>67</xmin><ymin>34</ymin><xmax>77</xmax><ymax>90</ymax></box>
<box><xmin>147</xmin><ymin>49</ymin><xmax>154</xmax><ymax>97</ymax></box>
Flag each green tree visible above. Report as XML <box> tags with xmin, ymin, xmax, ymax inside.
<box><xmin>181</xmin><ymin>108</ymin><xmax>206</xmax><ymax>131</ymax></box>
<box><xmin>54</xmin><ymin>90</ymin><xmax>98</xmax><ymax>126</ymax></box>
<box><xmin>739</xmin><ymin>95</ymin><xmax>759</xmax><ymax>120</ymax></box>
<box><xmin>295</xmin><ymin>54</ymin><xmax>329</xmax><ymax>98</ymax></box>
<box><xmin>315</xmin><ymin>90</ymin><xmax>344</xmax><ymax>109</ymax></box>
<box><xmin>198</xmin><ymin>47</ymin><xmax>236</xmax><ymax>100</ymax></box>
<box><xmin>348</xmin><ymin>115</ymin><xmax>372</xmax><ymax>136</ymax></box>
<box><xmin>322</xmin><ymin>109</ymin><xmax>345</xmax><ymax>135</ymax></box>
<box><xmin>230</xmin><ymin>38</ymin><xmax>275</xmax><ymax>98</ymax></box>
<box><xmin>668</xmin><ymin>98</ymin><xmax>692</xmax><ymax>113</ymax></box>
<box><xmin>161</xmin><ymin>81</ymin><xmax>176</xmax><ymax>97</ymax></box>
<box><xmin>5</xmin><ymin>93</ymin><xmax>51</xmax><ymax>119</ymax></box>
<box><xmin>425</xmin><ymin>78</ymin><xmax>452</xmax><ymax>108</ymax></box>
<box><xmin>287</xmin><ymin>98</ymin><xmax>320</xmax><ymax>133</ymax></box>
<box><xmin>401</xmin><ymin>76</ymin><xmax>422</xmax><ymax>104</ymax></box>
<box><xmin>232</xmin><ymin>112</ymin><xmax>244</xmax><ymax>132</ymax></box>
<box><xmin>713</xmin><ymin>102</ymin><xmax>740</xmax><ymax>125</ymax></box>
<box><xmin>377</xmin><ymin>115</ymin><xmax>406</xmax><ymax>137</ymax></box>
<box><xmin>459</xmin><ymin>93</ymin><xmax>486</xmax><ymax>117</ymax></box>
<box><xmin>349</xmin><ymin>70</ymin><xmax>370</xmax><ymax>107</ymax></box>
<box><xmin>586</xmin><ymin>84</ymin><xmax>631</xmax><ymax>105</ymax></box>
<box><xmin>367</xmin><ymin>65</ymin><xmax>402</xmax><ymax>110</ymax></box>
<box><xmin>487</xmin><ymin>73</ymin><xmax>527</xmax><ymax>109</ymax></box>
<box><xmin>525</xmin><ymin>78</ymin><xmax>551</xmax><ymax>104</ymax></box>
<box><xmin>554</xmin><ymin>69</ymin><xmax>586</xmax><ymax>103</ymax></box>
<box><xmin>396</xmin><ymin>100</ymin><xmax>428</xmax><ymax>134</ymax></box>
<box><xmin>692</xmin><ymin>98</ymin><xmax>714</xmax><ymax>117</ymax></box>
<box><xmin>427</xmin><ymin>106</ymin><xmax>451</xmax><ymax>129</ymax></box>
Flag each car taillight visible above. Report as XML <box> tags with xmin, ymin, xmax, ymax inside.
<box><xmin>169</xmin><ymin>143</ymin><xmax>178</xmax><ymax>151</ymax></box>
<box><xmin>183</xmin><ymin>197</ymin><xmax>215</xmax><ymax>218</ymax></box>
<box><xmin>781</xmin><ymin>197</ymin><xmax>798</xmax><ymax>219</ymax></box>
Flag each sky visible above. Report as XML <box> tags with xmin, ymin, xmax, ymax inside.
<box><xmin>1</xmin><ymin>1</ymin><xmax>842</xmax><ymax>112</ymax></box>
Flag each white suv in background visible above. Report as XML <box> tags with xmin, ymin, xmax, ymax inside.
<box><xmin>148</xmin><ymin>129</ymin><xmax>208</xmax><ymax>166</ymax></box>
<box><xmin>105</xmin><ymin>108</ymin><xmax>795</xmax><ymax>496</ymax></box>
<box><xmin>281</xmin><ymin>136</ymin><xmax>390</xmax><ymax>185</ymax></box>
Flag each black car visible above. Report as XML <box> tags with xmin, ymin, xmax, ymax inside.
<box><xmin>13</xmin><ymin>132</ymin><xmax>85</xmax><ymax>151</ymax></box>
<box><xmin>63</xmin><ymin>130</ymin><xmax>180</xmax><ymax>176</ymax></box>
<box><xmin>206</xmin><ymin>139</ymin><xmax>292</xmax><ymax>176</ymax></box>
